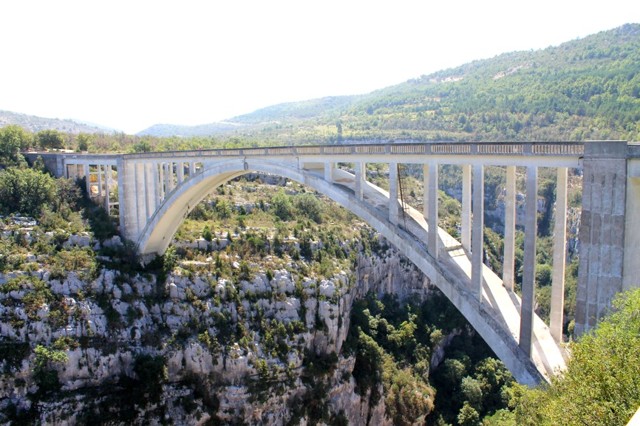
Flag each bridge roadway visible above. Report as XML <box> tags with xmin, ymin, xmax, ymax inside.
<box><xmin>26</xmin><ymin>140</ymin><xmax>640</xmax><ymax>385</ymax></box>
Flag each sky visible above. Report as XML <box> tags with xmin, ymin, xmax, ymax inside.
<box><xmin>1</xmin><ymin>1</ymin><xmax>639</xmax><ymax>134</ymax></box>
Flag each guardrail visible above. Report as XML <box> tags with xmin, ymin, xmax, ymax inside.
<box><xmin>29</xmin><ymin>141</ymin><xmax>593</xmax><ymax>161</ymax></box>
<box><xmin>120</xmin><ymin>141</ymin><xmax>586</xmax><ymax>160</ymax></box>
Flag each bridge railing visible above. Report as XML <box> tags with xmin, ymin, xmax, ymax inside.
<box><xmin>120</xmin><ymin>141</ymin><xmax>585</xmax><ymax>160</ymax></box>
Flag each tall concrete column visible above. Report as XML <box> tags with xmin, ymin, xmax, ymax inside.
<box><xmin>461</xmin><ymin>164</ymin><xmax>472</xmax><ymax>251</ymax></box>
<box><xmin>97</xmin><ymin>164</ymin><xmax>103</xmax><ymax>201</ymax></box>
<box><xmin>83</xmin><ymin>164</ymin><xmax>91</xmax><ymax>196</ymax></box>
<box><xmin>550</xmin><ymin>167</ymin><xmax>568</xmax><ymax>342</ymax></box>
<box><xmin>119</xmin><ymin>160</ymin><xmax>139</xmax><ymax>241</ymax></box>
<box><xmin>423</xmin><ymin>164</ymin><xmax>430</xmax><ymax>220</ymax></box>
<box><xmin>324</xmin><ymin>162</ymin><xmax>335</xmax><ymax>183</ymax></box>
<box><xmin>155</xmin><ymin>163</ymin><xmax>163</xmax><ymax>205</ymax></box>
<box><xmin>166</xmin><ymin>162</ymin><xmax>175</xmax><ymax>193</ymax></box>
<box><xmin>189</xmin><ymin>162</ymin><xmax>196</xmax><ymax>177</ymax></box>
<box><xmin>104</xmin><ymin>165</ymin><xmax>111</xmax><ymax>214</ymax></box>
<box><xmin>55</xmin><ymin>156</ymin><xmax>64</xmax><ymax>178</ymax></box>
<box><xmin>158</xmin><ymin>163</ymin><xmax>165</xmax><ymax>201</ymax></box>
<box><xmin>471</xmin><ymin>164</ymin><xmax>484</xmax><ymax>300</ymax></box>
<box><xmin>144</xmin><ymin>163</ymin><xmax>156</xmax><ymax>220</ymax></box>
<box><xmin>389</xmin><ymin>162</ymin><xmax>399</xmax><ymax>225</ymax></box>
<box><xmin>177</xmin><ymin>161</ymin><xmax>185</xmax><ymax>184</ymax></box>
<box><xmin>519</xmin><ymin>166</ymin><xmax>538</xmax><ymax>357</ymax></box>
<box><xmin>354</xmin><ymin>162</ymin><xmax>365</xmax><ymax>201</ymax></box>
<box><xmin>135</xmin><ymin>163</ymin><xmax>147</xmax><ymax>232</ymax></box>
<box><xmin>503</xmin><ymin>165</ymin><xmax>517</xmax><ymax>291</ymax></box>
<box><xmin>576</xmin><ymin>141</ymin><xmax>628</xmax><ymax>336</ymax></box>
<box><xmin>428</xmin><ymin>163</ymin><xmax>439</xmax><ymax>259</ymax></box>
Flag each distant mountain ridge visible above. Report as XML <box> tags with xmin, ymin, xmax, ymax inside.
<box><xmin>136</xmin><ymin>121</ymin><xmax>243</xmax><ymax>137</ymax></box>
<box><xmin>0</xmin><ymin>110</ymin><xmax>117</xmax><ymax>134</ymax></box>
<box><xmin>138</xmin><ymin>23</ymin><xmax>640</xmax><ymax>141</ymax></box>
<box><xmin>3</xmin><ymin>23</ymin><xmax>640</xmax><ymax>142</ymax></box>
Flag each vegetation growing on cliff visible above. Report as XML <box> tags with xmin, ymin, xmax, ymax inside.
<box><xmin>345</xmin><ymin>291</ymin><xmax>516</xmax><ymax>425</ymax></box>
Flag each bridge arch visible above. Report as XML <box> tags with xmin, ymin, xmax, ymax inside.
<box><xmin>137</xmin><ymin>157</ymin><xmax>545</xmax><ymax>385</ymax></box>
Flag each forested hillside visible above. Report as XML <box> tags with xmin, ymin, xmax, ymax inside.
<box><xmin>223</xmin><ymin>23</ymin><xmax>640</xmax><ymax>144</ymax></box>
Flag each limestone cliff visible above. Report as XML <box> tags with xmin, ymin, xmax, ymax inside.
<box><xmin>0</xmin><ymin>234</ymin><xmax>428</xmax><ymax>424</ymax></box>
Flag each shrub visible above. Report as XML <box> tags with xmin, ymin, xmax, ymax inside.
<box><xmin>33</xmin><ymin>345</ymin><xmax>68</xmax><ymax>393</ymax></box>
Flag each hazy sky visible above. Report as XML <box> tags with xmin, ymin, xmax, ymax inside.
<box><xmin>1</xmin><ymin>1</ymin><xmax>639</xmax><ymax>134</ymax></box>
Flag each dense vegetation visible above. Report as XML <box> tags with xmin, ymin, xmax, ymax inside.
<box><xmin>345</xmin><ymin>292</ymin><xmax>515</xmax><ymax>425</ymax></box>
<box><xmin>507</xmin><ymin>288</ymin><xmax>640</xmax><ymax>426</ymax></box>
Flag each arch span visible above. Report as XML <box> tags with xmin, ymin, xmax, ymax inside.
<box><xmin>137</xmin><ymin>157</ymin><xmax>550</xmax><ymax>385</ymax></box>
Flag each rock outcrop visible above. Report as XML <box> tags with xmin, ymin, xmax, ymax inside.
<box><xmin>0</xmin><ymin>234</ymin><xmax>428</xmax><ymax>424</ymax></box>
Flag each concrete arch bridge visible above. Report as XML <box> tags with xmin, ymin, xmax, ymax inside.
<box><xmin>28</xmin><ymin>140</ymin><xmax>640</xmax><ymax>385</ymax></box>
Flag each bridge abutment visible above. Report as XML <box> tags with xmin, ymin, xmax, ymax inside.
<box><xmin>575</xmin><ymin>141</ymin><xmax>628</xmax><ymax>335</ymax></box>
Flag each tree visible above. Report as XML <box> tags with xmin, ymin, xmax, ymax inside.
<box><xmin>37</xmin><ymin>129</ymin><xmax>66</xmax><ymax>150</ymax></box>
<box><xmin>295</xmin><ymin>193</ymin><xmax>323</xmax><ymax>223</ymax></box>
<box><xmin>132</xmin><ymin>139</ymin><xmax>152</xmax><ymax>153</ymax></box>
<box><xmin>76</xmin><ymin>133</ymin><xmax>92</xmax><ymax>152</ymax></box>
<box><xmin>0</xmin><ymin>125</ymin><xmax>31</xmax><ymax>166</ymax></box>
<box><xmin>202</xmin><ymin>225</ymin><xmax>213</xmax><ymax>242</ymax></box>
<box><xmin>0</xmin><ymin>167</ymin><xmax>57</xmax><ymax>216</ymax></box>
<box><xmin>271</xmin><ymin>190</ymin><xmax>294</xmax><ymax>221</ymax></box>
<box><xmin>458</xmin><ymin>401</ymin><xmax>481</xmax><ymax>426</ymax></box>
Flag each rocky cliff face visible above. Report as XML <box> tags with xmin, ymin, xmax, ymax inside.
<box><xmin>0</xmin><ymin>235</ymin><xmax>428</xmax><ymax>425</ymax></box>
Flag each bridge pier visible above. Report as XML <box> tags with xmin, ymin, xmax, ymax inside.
<box><xmin>83</xmin><ymin>164</ymin><xmax>90</xmax><ymax>195</ymax></box>
<box><xmin>324</xmin><ymin>161</ymin><xmax>335</xmax><ymax>183</ymax></box>
<box><xmin>354</xmin><ymin>162</ymin><xmax>365</xmax><ymax>201</ymax></box>
<box><xmin>427</xmin><ymin>163</ymin><xmax>439</xmax><ymax>258</ymax></box>
<box><xmin>389</xmin><ymin>162</ymin><xmax>399</xmax><ymax>225</ymax></box>
<box><xmin>576</xmin><ymin>141</ymin><xmax>628</xmax><ymax>335</ymax></box>
<box><xmin>550</xmin><ymin>167</ymin><xmax>568</xmax><ymax>342</ymax></box>
<box><xmin>177</xmin><ymin>162</ymin><xmax>185</xmax><ymax>184</ymax></box>
<box><xmin>471</xmin><ymin>164</ymin><xmax>484</xmax><ymax>300</ymax></box>
<box><xmin>503</xmin><ymin>165</ymin><xmax>517</xmax><ymax>292</ymax></box>
<box><xmin>461</xmin><ymin>164</ymin><xmax>472</xmax><ymax>252</ymax></box>
<box><xmin>422</xmin><ymin>165</ymin><xmax>429</xmax><ymax>220</ymax></box>
<box><xmin>520</xmin><ymin>166</ymin><xmax>538</xmax><ymax>356</ymax></box>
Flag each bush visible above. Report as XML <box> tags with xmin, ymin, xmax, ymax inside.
<box><xmin>133</xmin><ymin>353</ymin><xmax>167</xmax><ymax>401</ymax></box>
<box><xmin>295</xmin><ymin>193</ymin><xmax>323</xmax><ymax>223</ymax></box>
<box><xmin>271</xmin><ymin>190</ymin><xmax>294</xmax><ymax>221</ymax></box>
<box><xmin>33</xmin><ymin>345</ymin><xmax>68</xmax><ymax>393</ymax></box>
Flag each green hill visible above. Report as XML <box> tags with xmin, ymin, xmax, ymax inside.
<box><xmin>224</xmin><ymin>23</ymin><xmax>640</xmax><ymax>144</ymax></box>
